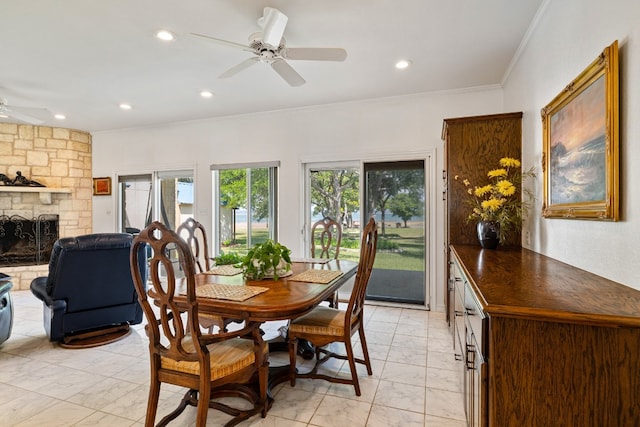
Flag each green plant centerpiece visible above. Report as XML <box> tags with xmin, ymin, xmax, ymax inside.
<box><xmin>213</xmin><ymin>251</ymin><xmax>243</xmax><ymax>266</ymax></box>
<box><xmin>240</xmin><ymin>239</ymin><xmax>292</xmax><ymax>280</ymax></box>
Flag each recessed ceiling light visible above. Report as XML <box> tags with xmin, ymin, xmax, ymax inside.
<box><xmin>54</xmin><ymin>114</ymin><xmax>66</xmax><ymax>120</ymax></box>
<box><xmin>119</xmin><ymin>103</ymin><xmax>132</xmax><ymax>110</ymax></box>
<box><xmin>200</xmin><ymin>90</ymin><xmax>213</xmax><ymax>98</ymax></box>
<box><xmin>0</xmin><ymin>114</ymin><xmax>8</xmax><ymax>119</ymax></box>
<box><xmin>395</xmin><ymin>59</ymin><xmax>412</xmax><ymax>69</ymax></box>
<box><xmin>156</xmin><ymin>30</ymin><xmax>174</xmax><ymax>41</ymax></box>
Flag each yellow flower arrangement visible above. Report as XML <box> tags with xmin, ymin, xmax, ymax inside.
<box><xmin>455</xmin><ymin>157</ymin><xmax>535</xmax><ymax>244</ymax></box>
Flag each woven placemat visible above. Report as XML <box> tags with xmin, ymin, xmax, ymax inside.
<box><xmin>203</xmin><ymin>265</ymin><xmax>243</xmax><ymax>276</ymax></box>
<box><xmin>290</xmin><ymin>257</ymin><xmax>331</xmax><ymax>264</ymax></box>
<box><xmin>288</xmin><ymin>269</ymin><xmax>344</xmax><ymax>284</ymax></box>
<box><xmin>194</xmin><ymin>284</ymin><xmax>269</xmax><ymax>301</ymax></box>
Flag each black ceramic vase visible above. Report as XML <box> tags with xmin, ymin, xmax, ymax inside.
<box><xmin>477</xmin><ymin>221</ymin><xmax>500</xmax><ymax>249</ymax></box>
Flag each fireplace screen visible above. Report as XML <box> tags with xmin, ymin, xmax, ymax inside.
<box><xmin>0</xmin><ymin>215</ymin><xmax>59</xmax><ymax>267</ymax></box>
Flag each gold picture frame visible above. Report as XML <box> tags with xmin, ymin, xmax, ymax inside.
<box><xmin>93</xmin><ymin>177</ymin><xmax>112</xmax><ymax>196</ymax></box>
<box><xmin>541</xmin><ymin>40</ymin><xmax>619</xmax><ymax>220</ymax></box>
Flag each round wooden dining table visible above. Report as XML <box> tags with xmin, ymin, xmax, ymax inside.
<box><xmin>185</xmin><ymin>258</ymin><xmax>359</xmax><ymax>401</ymax></box>
<box><xmin>189</xmin><ymin>259</ymin><xmax>358</xmax><ymax>322</ymax></box>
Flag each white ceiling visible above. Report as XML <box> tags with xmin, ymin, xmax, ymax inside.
<box><xmin>0</xmin><ymin>0</ymin><xmax>543</xmax><ymax>132</ymax></box>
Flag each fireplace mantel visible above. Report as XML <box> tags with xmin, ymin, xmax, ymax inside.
<box><xmin>0</xmin><ymin>187</ymin><xmax>72</xmax><ymax>204</ymax></box>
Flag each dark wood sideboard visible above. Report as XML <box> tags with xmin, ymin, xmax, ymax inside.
<box><xmin>450</xmin><ymin>244</ymin><xmax>640</xmax><ymax>426</ymax></box>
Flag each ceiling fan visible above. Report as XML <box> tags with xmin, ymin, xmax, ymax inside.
<box><xmin>191</xmin><ymin>7</ymin><xmax>347</xmax><ymax>87</ymax></box>
<box><xmin>0</xmin><ymin>98</ymin><xmax>47</xmax><ymax>124</ymax></box>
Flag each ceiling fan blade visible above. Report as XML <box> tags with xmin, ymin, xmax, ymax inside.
<box><xmin>258</xmin><ymin>7</ymin><xmax>288</xmax><ymax>47</ymax></box>
<box><xmin>1</xmin><ymin>108</ymin><xmax>44</xmax><ymax>124</ymax></box>
<box><xmin>190</xmin><ymin>33</ymin><xmax>253</xmax><ymax>52</ymax></box>
<box><xmin>285</xmin><ymin>48</ymin><xmax>348</xmax><ymax>62</ymax></box>
<box><xmin>0</xmin><ymin>101</ymin><xmax>47</xmax><ymax>124</ymax></box>
<box><xmin>271</xmin><ymin>59</ymin><xmax>305</xmax><ymax>87</ymax></box>
<box><xmin>219</xmin><ymin>57</ymin><xmax>260</xmax><ymax>79</ymax></box>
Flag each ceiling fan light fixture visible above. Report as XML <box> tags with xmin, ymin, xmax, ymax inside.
<box><xmin>193</xmin><ymin>7</ymin><xmax>346</xmax><ymax>87</ymax></box>
<box><xmin>395</xmin><ymin>59</ymin><xmax>412</xmax><ymax>69</ymax></box>
<box><xmin>156</xmin><ymin>30</ymin><xmax>174</xmax><ymax>41</ymax></box>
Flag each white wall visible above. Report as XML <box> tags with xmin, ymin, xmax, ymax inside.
<box><xmin>92</xmin><ymin>88</ymin><xmax>504</xmax><ymax>311</ymax></box>
<box><xmin>503</xmin><ymin>0</ymin><xmax>640</xmax><ymax>288</ymax></box>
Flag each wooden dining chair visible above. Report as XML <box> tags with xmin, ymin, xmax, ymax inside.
<box><xmin>177</xmin><ymin>217</ymin><xmax>213</xmax><ymax>274</ymax></box>
<box><xmin>288</xmin><ymin>217</ymin><xmax>378</xmax><ymax>396</ymax></box>
<box><xmin>177</xmin><ymin>218</ymin><xmax>242</xmax><ymax>333</ymax></box>
<box><xmin>311</xmin><ymin>216</ymin><xmax>342</xmax><ymax>308</ymax></box>
<box><xmin>131</xmin><ymin>221</ymin><xmax>268</xmax><ymax>427</ymax></box>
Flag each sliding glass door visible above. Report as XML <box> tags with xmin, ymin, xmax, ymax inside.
<box><xmin>117</xmin><ymin>169</ymin><xmax>194</xmax><ymax>233</ymax></box>
<box><xmin>304</xmin><ymin>158</ymin><xmax>429</xmax><ymax>308</ymax></box>
<box><xmin>305</xmin><ymin>163</ymin><xmax>360</xmax><ymax>260</ymax></box>
<box><xmin>118</xmin><ymin>174</ymin><xmax>152</xmax><ymax>234</ymax></box>
<box><xmin>363</xmin><ymin>160</ymin><xmax>427</xmax><ymax>305</ymax></box>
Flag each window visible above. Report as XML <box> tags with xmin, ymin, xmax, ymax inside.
<box><xmin>211</xmin><ymin>162</ymin><xmax>279</xmax><ymax>256</ymax></box>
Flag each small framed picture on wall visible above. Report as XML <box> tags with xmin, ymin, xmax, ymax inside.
<box><xmin>93</xmin><ymin>177</ymin><xmax>112</xmax><ymax>196</ymax></box>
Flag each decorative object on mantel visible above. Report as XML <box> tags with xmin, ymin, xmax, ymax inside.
<box><xmin>240</xmin><ymin>239</ymin><xmax>292</xmax><ymax>280</ymax></box>
<box><xmin>541</xmin><ymin>40</ymin><xmax>619</xmax><ymax>221</ymax></box>
<box><xmin>92</xmin><ymin>177</ymin><xmax>111</xmax><ymax>196</ymax></box>
<box><xmin>455</xmin><ymin>157</ymin><xmax>534</xmax><ymax>248</ymax></box>
<box><xmin>0</xmin><ymin>171</ymin><xmax>44</xmax><ymax>187</ymax></box>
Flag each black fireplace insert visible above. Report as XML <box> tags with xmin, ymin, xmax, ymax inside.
<box><xmin>0</xmin><ymin>215</ymin><xmax>59</xmax><ymax>267</ymax></box>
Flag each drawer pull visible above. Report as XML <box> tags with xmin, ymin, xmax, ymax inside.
<box><xmin>466</xmin><ymin>344</ymin><xmax>476</xmax><ymax>370</ymax></box>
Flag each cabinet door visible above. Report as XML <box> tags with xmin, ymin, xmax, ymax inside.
<box><xmin>443</xmin><ymin>112</ymin><xmax>522</xmax><ymax>247</ymax></box>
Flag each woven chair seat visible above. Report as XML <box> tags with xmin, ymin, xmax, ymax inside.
<box><xmin>161</xmin><ymin>337</ymin><xmax>257</xmax><ymax>378</ymax></box>
<box><xmin>289</xmin><ymin>306</ymin><xmax>351</xmax><ymax>337</ymax></box>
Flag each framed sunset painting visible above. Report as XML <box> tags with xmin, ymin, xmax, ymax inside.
<box><xmin>541</xmin><ymin>40</ymin><xmax>619</xmax><ymax>220</ymax></box>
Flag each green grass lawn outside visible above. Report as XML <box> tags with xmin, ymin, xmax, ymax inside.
<box><xmin>223</xmin><ymin>225</ymin><xmax>425</xmax><ymax>271</ymax></box>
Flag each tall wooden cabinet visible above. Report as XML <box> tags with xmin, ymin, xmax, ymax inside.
<box><xmin>443</xmin><ymin>113</ymin><xmax>522</xmax><ymax>427</ymax></box>
<box><xmin>442</xmin><ymin>112</ymin><xmax>523</xmax><ymax>325</ymax></box>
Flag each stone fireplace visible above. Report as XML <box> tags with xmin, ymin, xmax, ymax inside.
<box><xmin>0</xmin><ymin>123</ymin><xmax>92</xmax><ymax>289</ymax></box>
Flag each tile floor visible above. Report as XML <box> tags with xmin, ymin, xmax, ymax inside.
<box><xmin>0</xmin><ymin>290</ymin><xmax>466</xmax><ymax>426</ymax></box>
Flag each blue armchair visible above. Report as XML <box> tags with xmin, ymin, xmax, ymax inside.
<box><xmin>0</xmin><ymin>278</ymin><xmax>13</xmax><ymax>346</ymax></box>
<box><xmin>30</xmin><ymin>233</ymin><xmax>147</xmax><ymax>347</ymax></box>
